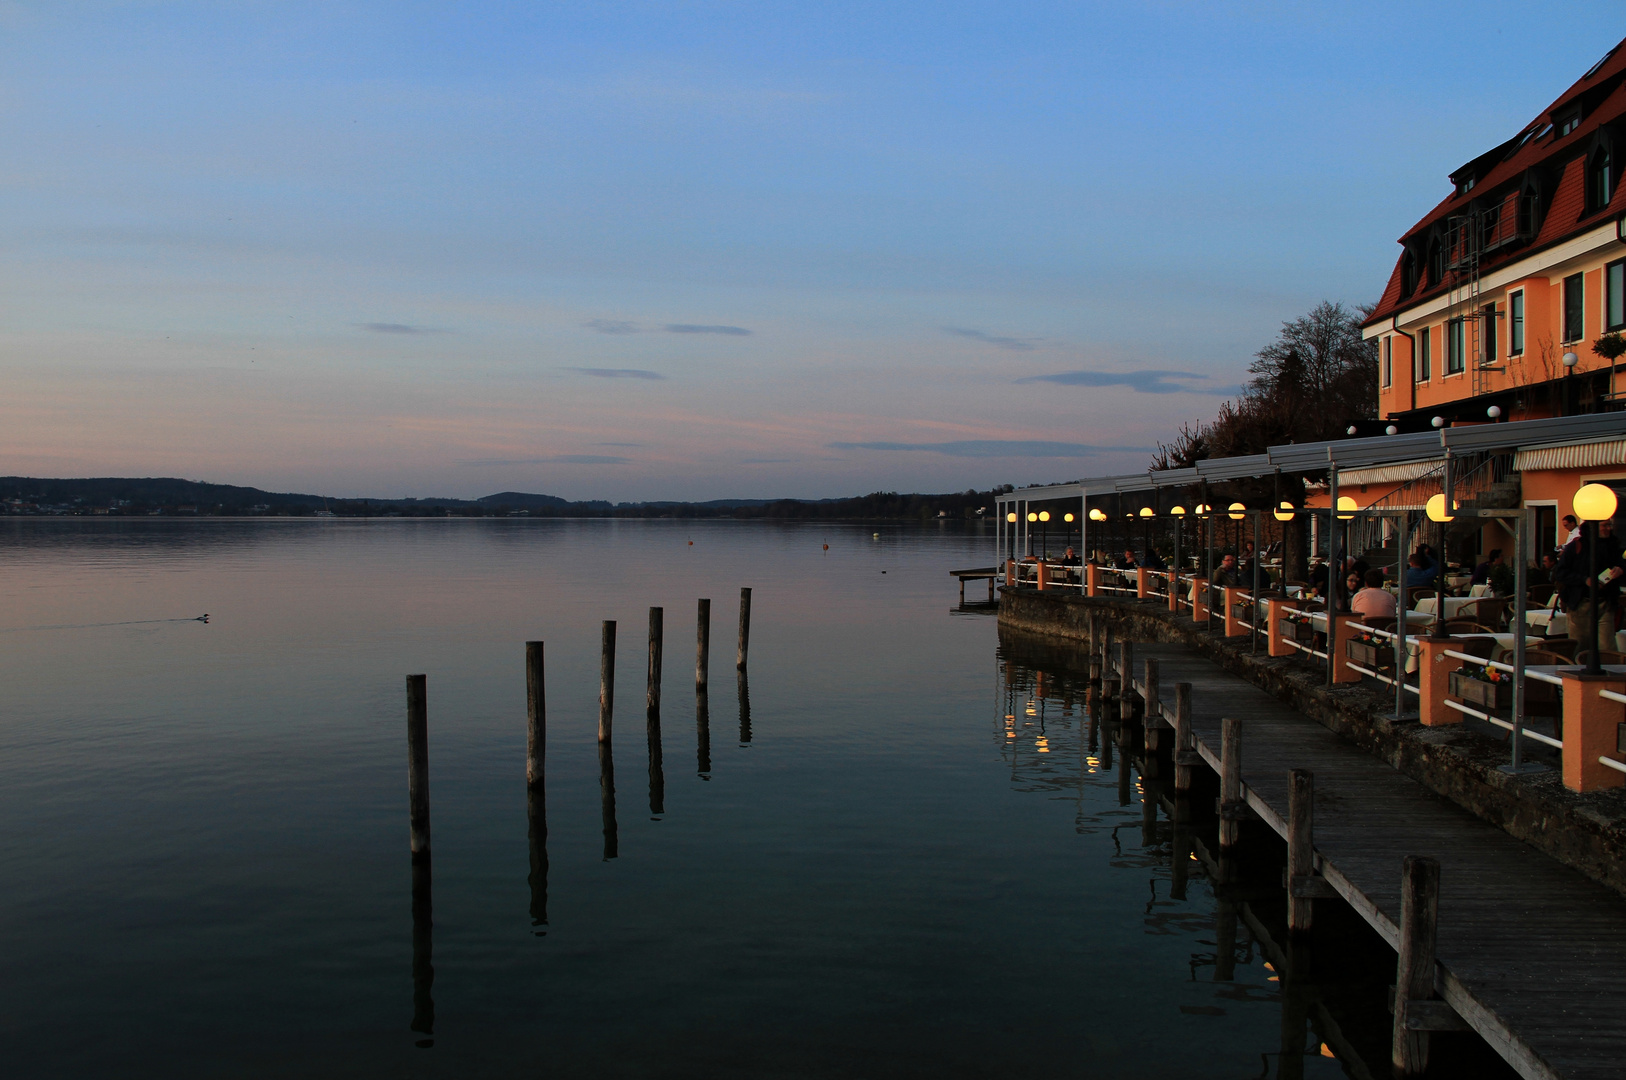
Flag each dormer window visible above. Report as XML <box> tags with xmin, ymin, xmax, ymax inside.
<box><xmin>1401</xmin><ymin>251</ymin><xmax>1419</xmax><ymax>296</ymax></box>
<box><xmin>1456</xmin><ymin>176</ymin><xmax>1476</xmax><ymax>195</ymax></box>
<box><xmin>1590</xmin><ymin>147</ymin><xmax>1615</xmax><ymax>212</ymax></box>
<box><xmin>1558</xmin><ymin>110</ymin><xmax>1582</xmax><ymax>137</ymax></box>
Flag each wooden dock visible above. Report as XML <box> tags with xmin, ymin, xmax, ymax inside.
<box><xmin>1113</xmin><ymin>641</ymin><xmax>1626</xmax><ymax>1080</ymax></box>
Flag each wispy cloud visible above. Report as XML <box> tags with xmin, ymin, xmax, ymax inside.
<box><xmin>460</xmin><ymin>454</ymin><xmax>632</xmax><ymax>466</ymax></box>
<box><xmin>665</xmin><ymin>324</ymin><xmax>750</xmax><ymax>336</ymax></box>
<box><xmin>595</xmin><ymin>441</ymin><xmax>645</xmax><ymax>447</ymax></box>
<box><xmin>944</xmin><ymin>327</ymin><xmax>1039</xmax><ymax>351</ymax></box>
<box><xmin>827</xmin><ymin>440</ymin><xmax>1148</xmax><ymax>458</ymax></box>
<box><xmin>1016</xmin><ymin>370</ymin><xmax>1235</xmax><ymax>395</ymax></box>
<box><xmin>583</xmin><ymin>319</ymin><xmax>751</xmax><ymax>336</ymax></box>
<box><xmin>359</xmin><ymin>322</ymin><xmax>448</xmax><ymax>335</ymax></box>
<box><xmin>742</xmin><ymin>458</ymin><xmax>795</xmax><ymax>464</ymax></box>
<box><xmin>566</xmin><ymin>367</ymin><xmax>666</xmax><ymax>380</ymax></box>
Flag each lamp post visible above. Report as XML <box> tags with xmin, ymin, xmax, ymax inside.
<box><xmin>1006</xmin><ymin>511</ymin><xmax>1017</xmax><ymax>564</ymax></box>
<box><xmin>1038</xmin><ymin>511</ymin><xmax>1050</xmax><ymax>559</ymax></box>
<box><xmin>1563</xmin><ymin>350</ymin><xmax>1579</xmax><ymax>416</ymax></box>
<box><xmin>1575</xmin><ymin>483</ymin><xmax>1619</xmax><ymax>675</ymax></box>
<box><xmin>1064</xmin><ymin>512</ymin><xmax>1075</xmax><ymax>555</ymax></box>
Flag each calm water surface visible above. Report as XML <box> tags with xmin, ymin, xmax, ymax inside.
<box><xmin>0</xmin><ymin>519</ymin><xmax>1344</xmax><ymax>1078</ymax></box>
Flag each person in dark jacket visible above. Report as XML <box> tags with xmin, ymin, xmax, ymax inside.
<box><xmin>1556</xmin><ymin>518</ymin><xmax>1626</xmax><ymax>650</ymax></box>
<box><xmin>1471</xmin><ymin>549</ymin><xmax>1504</xmax><ymax>586</ymax></box>
<box><xmin>1404</xmin><ymin>550</ymin><xmax>1438</xmax><ymax>590</ymax></box>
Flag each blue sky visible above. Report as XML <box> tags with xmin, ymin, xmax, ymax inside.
<box><xmin>2</xmin><ymin>2</ymin><xmax>1621</xmax><ymax>500</ymax></box>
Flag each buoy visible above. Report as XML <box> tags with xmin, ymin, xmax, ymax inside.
<box><xmin>872</xmin><ymin>532</ymin><xmax>880</xmax><ymax>539</ymax></box>
<box><xmin>822</xmin><ymin>543</ymin><xmax>828</xmax><ymax>551</ymax></box>
<box><xmin>688</xmin><ymin>540</ymin><xmax>693</xmax><ymax>546</ymax></box>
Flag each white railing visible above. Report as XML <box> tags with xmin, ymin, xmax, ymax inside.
<box><xmin>1442</xmin><ymin>698</ymin><xmax>1564</xmax><ymax>749</ymax></box>
<box><xmin>1442</xmin><ymin>649</ymin><xmax>1565</xmax><ymax>686</ymax></box>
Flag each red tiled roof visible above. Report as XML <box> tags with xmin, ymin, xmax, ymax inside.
<box><xmin>1365</xmin><ymin>37</ymin><xmax>1626</xmax><ymax>327</ymax></box>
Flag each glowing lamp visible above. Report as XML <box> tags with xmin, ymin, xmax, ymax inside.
<box><xmin>1195</xmin><ymin>503</ymin><xmax>1212</xmax><ymax>516</ymax></box>
<box><xmin>1273</xmin><ymin>501</ymin><xmax>1295</xmax><ymax>522</ymax></box>
<box><xmin>1088</xmin><ymin>508</ymin><xmax>1107</xmax><ymax>521</ymax></box>
<box><xmin>1425</xmin><ymin>493</ymin><xmax>1455</xmax><ymax>522</ymax></box>
<box><xmin>1336</xmin><ymin>496</ymin><xmax>1357</xmax><ymax>520</ymax></box>
<box><xmin>1038</xmin><ymin>511</ymin><xmax>1050</xmax><ymax>522</ymax></box>
<box><xmin>1169</xmin><ymin>505</ymin><xmax>1187</xmax><ymax>517</ymax></box>
<box><xmin>1006</xmin><ymin>512</ymin><xmax>1017</xmax><ymax>523</ymax></box>
<box><xmin>1575</xmin><ymin>483</ymin><xmax>1619</xmax><ymax>522</ymax></box>
<box><xmin>1027</xmin><ymin>512</ymin><xmax>1037</xmax><ymax>522</ymax></box>
<box><xmin>1139</xmin><ymin>507</ymin><xmax>1155</xmax><ymax>518</ymax></box>
<box><xmin>1385</xmin><ymin>425</ymin><xmax>1398</xmax><ymax>435</ymax></box>
<box><xmin>1227</xmin><ymin>502</ymin><xmax>1246</xmax><ymax>520</ymax></box>
<box><xmin>1063</xmin><ymin>513</ymin><xmax>1074</xmax><ymax>523</ymax></box>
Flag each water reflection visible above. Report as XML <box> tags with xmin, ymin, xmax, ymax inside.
<box><xmin>599</xmin><ymin>741</ymin><xmax>618</xmax><ymax>861</ymax></box>
<box><xmin>410</xmin><ymin>857</ymin><xmax>434</xmax><ymax>1047</ymax></box>
<box><xmin>647</xmin><ymin>703</ymin><xmax>665</xmax><ymax>818</ymax></box>
<box><xmin>527</xmin><ymin>785</ymin><xmax>548</xmax><ymax>933</ymax></box>
<box><xmin>737</xmin><ymin>670</ymin><xmax>751</xmax><ymax>745</ymax></box>
<box><xmin>695</xmin><ymin>688</ymin><xmax>711</xmax><ymax>777</ymax></box>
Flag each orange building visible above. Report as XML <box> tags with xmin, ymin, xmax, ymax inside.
<box><xmin>1363</xmin><ymin>38</ymin><xmax>1626</xmax><ymax>541</ymax></box>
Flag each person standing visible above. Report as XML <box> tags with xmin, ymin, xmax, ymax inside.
<box><xmin>1557</xmin><ymin>517</ymin><xmax>1626</xmax><ymax>651</ymax></box>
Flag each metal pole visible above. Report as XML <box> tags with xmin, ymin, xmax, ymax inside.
<box><xmin>1589</xmin><ymin>518</ymin><xmax>1603</xmax><ymax>676</ymax></box>
<box><xmin>1251</xmin><ymin>511</ymin><xmax>1261</xmax><ymax>654</ymax></box>
<box><xmin>1508</xmin><ymin>509</ymin><xmax>1533</xmax><ymax>772</ymax></box>
<box><xmin>1393</xmin><ymin>510</ymin><xmax>1412</xmax><ymax>720</ymax></box>
<box><xmin>1328</xmin><ymin>459</ymin><xmax>1340</xmax><ymax>689</ymax></box>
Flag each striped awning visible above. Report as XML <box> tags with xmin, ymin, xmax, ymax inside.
<box><xmin>1514</xmin><ymin>437</ymin><xmax>1626</xmax><ymax>472</ymax></box>
<box><xmin>1335</xmin><ymin>458</ymin><xmax>1441</xmax><ymax>487</ymax></box>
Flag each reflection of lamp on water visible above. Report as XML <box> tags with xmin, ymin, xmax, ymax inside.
<box><xmin>1575</xmin><ymin>483</ymin><xmax>1619</xmax><ymax>675</ymax></box>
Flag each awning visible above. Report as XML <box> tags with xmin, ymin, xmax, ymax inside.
<box><xmin>1515</xmin><ymin>437</ymin><xmax>1626</xmax><ymax>472</ymax></box>
<box><xmin>1336</xmin><ymin>458</ymin><xmax>1441</xmax><ymax>487</ymax></box>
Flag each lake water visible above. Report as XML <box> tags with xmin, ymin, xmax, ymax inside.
<box><xmin>1</xmin><ymin>519</ymin><xmax>1358</xmax><ymax>1078</ymax></box>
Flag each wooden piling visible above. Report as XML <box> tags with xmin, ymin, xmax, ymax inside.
<box><xmin>647</xmin><ymin>607</ymin><xmax>663</xmax><ymax>718</ymax></box>
<box><xmin>1118</xmin><ymin>641</ymin><xmax>1135</xmax><ymax>722</ymax></box>
<box><xmin>737</xmin><ymin>669</ymin><xmax>751</xmax><ymax>744</ymax></box>
<box><xmin>1142</xmin><ymin>658</ymin><xmax>1161</xmax><ymax>751</ymax></box>
<box><xmin>1219</xmin><ymin>717</ymin><xmax>1242</xmax><ymax>850</ymax></box>
<box><xmin>1087</xmin><ymin>615</ymin><xmax>1101</xmax><ymax>681</ymax></box>
<box><xmin>695</xmin><ymin>688</ymin><xmax>712</xmax><ymax>776</ymax></box>
<box><xmin>599</xmin><ymin>739</ymin><xmax>618</xmax><ymax>860</ymax></box>
<box><xmin>599</xmin><ymin>620</ymin><xmax>616</xmax><ymax>744</ymax></box>
<box><xmin>1170</xmin><ymin>797</ymin><xmax>1191</xmax><ymax>900</ymax></box>
<box><xmin>696</xmin><ymin>598</ymin><xmax>711</xmax><ymax>691</ymax></box>
<box><xmin>1287</xmin><ymin>769</ymin><xmax>1314</xmax><ymax>934</ymax></box>
<box><xmin>1173</xmin><ymin>682</ymin><xmax>1193</xmax><ymax>793</ymax></box>
<box><xmin>526</xmin><ymin>642</ymin><xmax>545</xmax><ymax>788</ymax></box>
<box><xmin>1214</xmin><ymin>897</ymin><xmax>1238</xmax><ymax>981</ymax></box>
<box><xmin>1392</xmin><ymin>856</ymin><xmax>1442</xmax><ymax>1076</ymax></box>
<box><xmin>736</xmin><ymin>587</ymin><xmax>751</xmax><ymax>669</ymax></box>
<box><xmin>406</xmin><ymin>674</ymin><xmax>430</xmax><ymax>860</ymax></box>
<box><xmin>526</xmin><ymin>784</ymin><xmax>548</xmax><ymax>930</ymax></box>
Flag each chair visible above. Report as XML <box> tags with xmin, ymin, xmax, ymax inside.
<box><xmin>1575</xmin><ymin>650</ymin><xmax>1626</xmax><ymax>668</ymax></box>
<box><xmin>1450</xmin><ymin>637</ymin><xmax>1497</xmax><ymax>661</ymax></box>
<box><xmin>1534</xmin><ymin>638</ymin><xmax>1577</xmax><ymax>660</ymax></box>
<box><xmin>1361</xmin><ymin>616</ymin><xmax>1398</xmax><ymax>634</ymax></box>
<box><xmin>1441</xmin><ymin>619</ymin><xmax>1497</xmax><ymax>635</ymax></box>
<box><xmin>1460</xmin><ymin>597</ymin><xmax>1508</xmax><ymax>628</ymax></box>
<box><xmin>1522</xmin><ymin>648</ymin><xmax>1572</xmax><ymax>666</ymax></box>
<box><xmin>1527</xmin><ymin>584</ymin><xmax>1556</xmax><ymax>606</ymax></box>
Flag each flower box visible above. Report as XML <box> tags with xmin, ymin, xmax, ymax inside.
<box><xmin>1231</xmin><ymin>602</ymin><xmax>1253</xmax><ymax>625</ymax></box>
<box><xmin>1278</xmin><ymin>618</ymin><xmax>1316</xmax><ymax>645</ymax></box>
<box><xmin>1449</xmin><ymin>667</ymin><xmax>1510</xmax><ymax>711</ymax></box>
<box><xmin>1345</xmin><ymin>638</ymin><xmax>1393</xmax><ymax>671</ymax></box>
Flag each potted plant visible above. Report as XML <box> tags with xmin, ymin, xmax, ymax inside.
<box><xmin>1449</xmin><ymin>662</ymin><xmax>1511</xmax><ymax>710</ymax></box>
<box><xmin>1345</xmin><ymin>629</ymin><xmax>1394</xmax><ymax>671</ymax></box>
<box><xmin>1278</xmin><ymin>608</ymin><xmax>1317</xmax><ymax>645</ymax></box>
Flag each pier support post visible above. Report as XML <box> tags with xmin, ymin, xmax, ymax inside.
<box><xmin>1169</xmin><ymin>795</ymin><xmax>1191</xmax><ymax>900</ymax></box>
<box><xmin>647</xmin><ymin>608</ymin><xmax>663</xmax><ymax>717</ymax></box>
<box><xmin>735</xmin><ymin>587</ymin><xmax>751</xmax><ymax>669</ymax></box>
<box><xmin>1118</xmin><ymin>641</ymin><xmax>1135</xmax><ymax>723</ymax></box>
<box><xmin>1287</xmin><ymin>769</ymin><xmax>1314</xmax><ymax>935</ymax></box>
<box><xmin>1392</xmin><ymin>856</ymin><xmax>1441</xmax><ymax>1076</ymax></box>
<box><xmin>525</xmin><ymin>643</ymin><xmax>545</xmax><ymax>788</ymax></box>
<box><xmin>1087</xmin><ymin>615</ymin><xmax>1102</xmax><ymax>682</ymax></box>
<box><xmin>696</xmin><ymin>599</ymin><xmax>710</xmax><ymax>692</ymax></box>
<box><xmin>1142</xmin><ymin>658</ymin><xmax>1161</xmax><ymax>751</ymax></box>
<box><xmin>599</xmin><ymin>621</ymin><xmax>616</xmax><ymax>744</ymax></box>
<box><xmin>1214</xmin><ymin>896</ymin><xmax>1238</xmax><ymax>981</ymax></box>
<box><xmin>406</xmin><ymin>674</ymin><xmax>430</xmax><ymax>861</ymax></box>
<box><xmin>1173</xmin><ymin>682</ymin><xmax>1194</xmax><ymax>793</ymax></box>
<box><xmin>1219</xmin><ymin>717</ymin><xmax>1243</xmax><ymax>851</ymax></box>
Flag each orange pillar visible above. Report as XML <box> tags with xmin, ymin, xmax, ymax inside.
<box><xmin>1560</xmin><ymin>673</ymin><xmax>1626</xmax><ymax>793</ymax></box>
<box><xmin>1137</xmin><ymin>567</ymin><xmax>1149</xmax><ymax>599</ymax></box>
<box><xmin>1005</xmin><ymin>560</ymin><xmax>1015</xmax><ymax>588</ymax></box>
<box><xmin>1190</xmin><ymin>578</ymin><xmax>1209</xmax><ymax>622</ymax></box>
<box><xmin>1036</xmin><ymin>561</ymin><xmax>1049</xmax><ymax>591</ymax></box>
<box><xmin>1086</xmin><ymin>563</ymin><xmax>1100</xmax><ymax>597</ymax></box>
<box><xmin>1267</xmin><ymin>599</ymin><xmax>1292</xmax><ymax>657</ymax></box>
<box><xmin>1223</xmin><ymin>588</ymin><xmax>1245</xmax><ymax>637</ymax></box>
<box><xmin>1417</xmin><ymin>637</ymin><xmax>1466</xmax><ymax>727</ymax></box>
<box><xmin>1331</xmin><ymin>613</ymin><xmax>1362</xmax><ymax>684</ymax></box>
<box><xmin>1168</xmin><ymin>572</ymin><xmax>1179</xmax><ymax>613</ymax></box>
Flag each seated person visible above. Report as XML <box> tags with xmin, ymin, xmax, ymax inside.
<box><xmin>1528</xmin><ymin>552</ymin><xmax>1557</xmax><ymax>586</ymax></box>
<box><xmin>1404</xmin><ymin>550</ymin><xmax>1438</xmax><ymax>590</ymax></box>
<box><xmin>1142</xmin><ymin>546</ymin><xmax>1167</xmax><ymax>570</ymax></box>
<box><xmin>1115</xmin><ymin>549</ymin><xmax>1138</xmax><ymax>571</ymax></box>
<box><xmin>1351</xmin><ymin>569</ymin><xmax>1396</xmax><ymax>619</ymax></box>
<box><xmin>1210</xmin><ymin>553</ymin><xmax>1239</xmax><ymax>588</ymax></box>
<box><xmin>1471</xmin><ymin>549</ymin><xmax>1504</xmax><ymax>586</ymax></box>
<box><xmin>1060</xmin><ymin>547</ymin><xmax>1081</xmax><ymax>565</ymax></box>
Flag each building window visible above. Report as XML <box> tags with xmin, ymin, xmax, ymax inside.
<box><xmin>1609</xmin><ymin>259</ymin><xmax>1626</xmax><ymax>330</ymax></box>
<box><xmin>1590</xmin><ymin>148</ymin><xmax>1615</xmax><ymax>212</ymax></box>
<box><xmin>1481</xmin><ymin>302</ymin><xmax>1498</xmax><ymax>365</ymax></box>
<box><xmin>1418</xmin><ymin>326</ymin><xmax>1431</xmax><ymax>381</ymax></box>
<box><xmin>1559</xmin><ymin>110</ymin><xmax>1582</xmax><ymax>137</ymax></box>
<box><xmin>1510</xmin><ymin>290</ymin><xmax>1525</xmax><ymax>354</ymax></box>
<box><xmin>1564</xmin><ymin>273</ymin><xmax>1585</xmax><ymax>341</ymax></box>
<box><xmin>1447</xmin><ymin>318</ymin><xmax>1466</xmax><ymax>374</ymax></box>
<box><xmin>1383</xmin><ymin>336</ymin><xmax>1392</xmax><ymax>387</ymax></box>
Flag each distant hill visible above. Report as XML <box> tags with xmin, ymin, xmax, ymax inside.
<box><xmin>0</xmin><ymin>476</ymin><xmax>1011</xmax><ymax>522</ymax></box>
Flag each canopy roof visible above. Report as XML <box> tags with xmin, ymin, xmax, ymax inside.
<box><xmin>996</xmin><ymin>412</ymin><xmax>1626</xmax><ymax>503</ymax></box>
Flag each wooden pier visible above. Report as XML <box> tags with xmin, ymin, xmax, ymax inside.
<box><xmin>1110</xmin><ymin>640</ymin><xmax>1626</xmax><ymax>1080</ymax></box>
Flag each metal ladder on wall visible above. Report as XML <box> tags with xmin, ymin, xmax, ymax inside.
<box><xmin>1447</xmin><ymin>207</ymin><xmax>1506</xmax><ymax>398</ymax></box>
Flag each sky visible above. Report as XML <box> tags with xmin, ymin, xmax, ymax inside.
<box><xmin>3</xmin><ymin>2</ymin><xmax>1623</xmax><ymax>502</ymax></box>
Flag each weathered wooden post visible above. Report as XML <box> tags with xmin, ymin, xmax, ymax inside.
<box><xmin>1118</xmin><ymin>641</ymin><xmax>1135</xmax><ymax>723</ymax></box>
<box><xmin>737</xmin><ymin>587</ymin><xmax>751</xmax><ymax>669</ymax></box>
<box><xmin>406</xmin><ymin>674</ymin><xmax>430</xmax><ymax>860</ymax></box>
<box><xmin>1392</xmin><ymin>856</ymin><xmax>1442</xmax><ymax>1076</ymax></box>
<box><xmin>1116</xmin><ymin>722</ymin><xmax>1132</xmax><ymax>806</ymax></box>
<box><xmin>1142</xmin><ymin>658</ymin><xmax>1161</xmax><ymax>751</ymax></box>
<box><xmin>599</xmin><ymin>621</ymin><xmax>615</xmax><ymax>744</ymax></box>
<box><xmin>1214</xmin><ymin>897</ymin><xmax>1238</xmax><ymax>981</ymax></box>
<box><xmin>1287</xmin><ymin>769</ymin><xmax>1315</xmax><ymax>934</ymax></box>
<box><xmin>1219</xmin><ymin>717</ymin><xmax>1242</xmax><ymax>850</ymax></box>
<box><xmin>696</xmin><ymin>598</ymin><xmax>711</xmax><ymax>691</ymax></box>
<box><xmin>599</xmin><ymin>738</ymin><xmax>618</xmax><ymax>861</ymax></box>
<box><xmin>525</xmin><ymin>643</ymin><xmax>545</xmax><ymax>788</ymax></box>
<box><xmin>647</xmin><ymin>608</ymin><xmax>663</xmax><ymax>717</ymax></box>
<box><xmin>1173</xmin><ymin>682</ymin><xmax>1193</xmax><ymax>793</ymax></box>
<box><xmin>1170</xmin><ymin>794</ymin><xmax>1191</xmax><ymax>900</ymax></box>
<box><xmin>1087</xmin><ymin>615</ymin><xmax>1101</xmax><ymax>682</ymax></box>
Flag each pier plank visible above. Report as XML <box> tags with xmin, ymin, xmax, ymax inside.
<box><xmin>1121</xmin><ymin>642</ymin><xmax>1626</xmax><ymax>1080</ymax></box>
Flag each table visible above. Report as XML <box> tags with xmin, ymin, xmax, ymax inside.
<box><xmin>1415</xmin><ymin>595</ymin><xmax>1492</xmax><ymax>621</ymax></box>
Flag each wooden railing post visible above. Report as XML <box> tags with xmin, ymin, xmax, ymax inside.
<box><xmin>1219</xmin><ymin>717</ymin><xmax>1242</xmax><ymax>850</ymax></box>
<box><xmin>1392</xmin><ymin>856</ymin><xmax>1441</xmax><ymax>1076</ymax></box>
<box><xmin>1173</xmin><ymin>682</ymin><xmax>1193</xmax><ymax>793</ymax></box>
<box><xmin>1143</xmin><ymin>658</ymin><xmax>1161</xmax><ymax>751</ymax></box>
